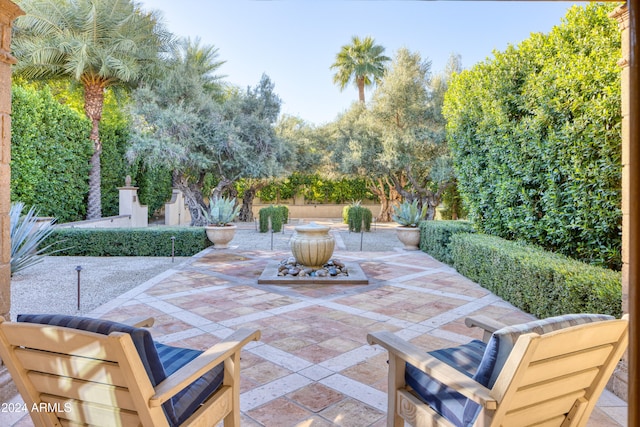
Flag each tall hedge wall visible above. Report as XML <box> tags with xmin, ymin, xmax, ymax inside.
<box><xmin>11</xmin><ymin>85</ymin><xmax>92</xmax><ymax>222</ymax></box>
<box><xmin>443</xmin><ymin>4</ymin><xmax>622</xmax><ymax>270</ymax></box>
<box><xmin>11</xmin><ymin>84</ymin><xmax>173</xmax><ymax>221</ymax></box>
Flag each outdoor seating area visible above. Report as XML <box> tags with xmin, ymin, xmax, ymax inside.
<box><xmin>0</xmin><ymin>225</ymin><xmax>628</xmax><ymax>427</ymax></box>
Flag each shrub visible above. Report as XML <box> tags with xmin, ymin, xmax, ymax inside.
<box><xmin>419</xmin><ymin>220</ymin><xmax>475</xmax><ymax>264</ymax></box>
<box><xmin>11</xmin><ymin>85</ymin><xmax>92</xmax><ymax>222</ymax></box>
<box><xmin>259</xmin><ymin>206</ymin><xmax>289</xmax><ymax>232</ymax></box>
<box><xmin>202</xmin><ymin>196</ymin><xmax>241</xmax><ymax>226</ymax></box>
<box><xmin>345</xmin><ymin>205</ymin><xmax>372</xmax><ymax>232</ymax></box>
<box><xmin>10</xmin><ymin>202</ymin><xmax>60</xmax><ymax>275</ymax></box>
<box><xmin>444</xmin><ymin>4</ymin><xmax>622</xmax><ymax>270</ymax></box>
<box><xmin>44</xmin><ymin>227</ymin><xmax>211</xmax><ymax>256</ymax></box>
<box><xmin>450</xmin><ymin>233</ymin><xmax>622</xmax><ymax>318</ymax></box>
<box><xmin>392</xmin><ymin>200</ymin><xmax>426</xmax><ymax>227</ymax></box>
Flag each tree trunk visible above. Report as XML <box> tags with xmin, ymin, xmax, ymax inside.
<box><xmin>83</xmin><ymin>79</ymin><xmax>106</xmax><ymax>220</ymax></box>
<box><xmin>174</xmin><ymin>174</ymin><xmax>208</xmax><ymax>226</ymax></box>
<box><xmin>211</xmin><ymin>177</ymin><xmax>233</xmax><ymax>199</ymax></box>
<box><xmin>240</xmin><ymin>188</ymin><xmax>257</xmax><ymax>222</ymax></box>
<box><xmin>239</xmin><ymin>182</ymin><xmax>266</xmax><ymax>222</ymax></box>
<box><xmin>357</xmin><ymin>76</ymin><xmax>365</xmax><ymax>103</ymax></box>
<box><xmin>369</xmin><ymin>177</ymin><xmax>399</xmax><ymax>222</ymax></box>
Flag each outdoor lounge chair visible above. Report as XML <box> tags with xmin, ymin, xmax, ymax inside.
<box><xmin>0</xmin><ymin>314</ymin><xmax>261</xmax><ymax>427</ymax></box>
<box><xmin>367</xmin><ymin>313</ymin><xmax>629</xmax><ymax>427</ymax></box>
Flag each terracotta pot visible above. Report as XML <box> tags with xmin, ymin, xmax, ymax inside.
<box><xmin>205</xmin><ymin>224</ymin><xmax>237</xmax><ymax>249</ymax></box>
<box><xmin>290</xmin><ymin>222</ymin><xmax>335</xmax><ymax>268</ymax></box>
<box><xmin>396</xmin><ymin>226</ymin><xmax>420</xmax><ymax>250</ymax></box>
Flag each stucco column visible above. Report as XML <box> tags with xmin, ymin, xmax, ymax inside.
<box><xmin>0</xmin><ymin>1</ymin><xmax>24</xmax><ymax>321</ymax></box>
<box><xmin>610</xmin><ymin>3</ymin><xmax>630</xmax><ymax>403</ymax></box>
<box><xmin>626</xmin><ymin>0</ymin><xmax>640</xmax><ymax>424</ymax></box>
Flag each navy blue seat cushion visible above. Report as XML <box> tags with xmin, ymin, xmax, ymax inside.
<box><xmin>17</xmin><ymin>314</ymin><xmax>224</xmax><ymax>427</ymax></box>
<box><xmin>156</xmin><ymin>343</ymin><xmax>224</xmax><ymax>426</ymax></box>
<box><xmin>405</xmin><ymin>339</ymin><xmax>486</xmax><ymax>427</ymax></box>
<box><xmin>405</xmin><ymin>314</ymin><xmax>614</xmax><ymax>427</ymax></box>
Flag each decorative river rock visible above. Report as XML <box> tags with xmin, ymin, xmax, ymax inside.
<box><xmin>290</xmin><ymin>222</ymin><xmax>336</xmax><ymax>268</ymax></box>
<box><xmin>277</xmin><ymin>258</ymin><xmax>349</xmax><ymax>278</ymax></box>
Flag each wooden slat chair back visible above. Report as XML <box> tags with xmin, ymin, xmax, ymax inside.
<box><xmin>368</xmin><ymin>313</ymin><xmax>629</xmax><ymax>427</ymax></box>
<box><xmin>0</xmin><ymin>316</ymin><xmax>260</xmax><ymax>427</ymax></box>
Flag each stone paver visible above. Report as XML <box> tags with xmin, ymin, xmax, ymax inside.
<box><xmin>2</xmin><ymin>224</ymin><xmax>628</xmax><ymax>426</ymax></box>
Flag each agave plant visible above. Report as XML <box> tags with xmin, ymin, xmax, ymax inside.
<box><xmin>392</xmin><ymin>200</ymin><xmax>427</xmax><ymax>227</ymax></box>
<box><xmin>10</xmin><ymin>202</ymin><xmax>59</xmax><ymax>275</ymax></box>
<box><xmin>201</xmin><ymin>196</ymin><xmax>241</xmax><ymax>226</ymax></box>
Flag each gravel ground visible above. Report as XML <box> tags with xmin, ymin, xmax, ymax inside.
<box><xmin>9</xmin><ymin>256</ymin><xmax>188</xmax><ymax>319</ymax></box>
<box><xmin>9</xmin><ymin>221</ymin><xmax>403</xmax><ymax>319</ymax></box>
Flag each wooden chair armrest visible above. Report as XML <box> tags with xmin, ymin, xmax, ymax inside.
<box><xmin>367</xmin><ymin>331</ymin><xmax>496</xmax><ymax>410</ymax></box>
<box><xmin>150</xmin><ymin>328</ymin><xmax>260</xmax><ymax>406</ymax></box>
<box><xmin>465</xmin><ymin>315</ymin><xmax>507</xmax><ymax>342</ymax></box>
<box><xmin>121</xmin><ymin>316</ymin><xmax>155</xmax><ymax>328</ymax></box>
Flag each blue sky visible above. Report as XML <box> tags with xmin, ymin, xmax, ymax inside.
<box><xmin>140</xmin><ymin>1</ymin><xmax>587</xmax><ymax>126</ymax></box>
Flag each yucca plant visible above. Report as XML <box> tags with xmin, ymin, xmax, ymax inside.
<box><xmin>10</xmin><ymin>202</ymin><xmax>59</xmax><ymax>275</ymax></box>
<box><xmin>392</xmin><ymin>200</ymin><xmax>427</xmax><ymax>227</ymax></box>
<box><xmin>201</xmin><ymin>196</ymin><xmax>241</xmax><ymax>226</ymax></box>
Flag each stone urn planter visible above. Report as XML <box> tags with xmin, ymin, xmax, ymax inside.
<box><xmin>392</xmin><ymin>200</ymin><xmax>426</xmax><ymax>251</ymax></box>
<box><xmin>290</xmin><ymin>222</ymin><xmax>335</xmax><ymax>268</ymax></box>
<box><xmin>395</xmin><ymin>226</ymin><xmax>421</xmax><ymax>250</ymax></box>
<box><xmin>205</xmin><ymin>224</ymin><xmax>237</xmax><ymax>249</ymax></box>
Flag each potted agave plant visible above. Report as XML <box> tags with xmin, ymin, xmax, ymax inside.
<box><xmin>202</xmin><ymin>196</ymin><xmax>241</xmax><ymax>248</ymax></box>
<box><xmin>392</xmin><ymin>200</ymin><xmax>427</xmax><ymax>250</ymax></box>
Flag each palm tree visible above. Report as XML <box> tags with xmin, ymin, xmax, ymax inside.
<box><xmin>12</xmin><ymin>0</ymin><xmax>172</xmax><ymax>219</ymax></box>
<box><xmin>331</xmin><ymin>36</ymin><xmax>391</xmax><ymax>103</ymax></box>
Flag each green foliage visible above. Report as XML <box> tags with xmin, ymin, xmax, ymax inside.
<box><xmin>259</xmin><ymin>206</ymin><xmax>289</xmax><ymax>233</ymax></box>
<box><xmin>443</xmin><ymin>4</ymin><xmax>622</xmax><ymax>270</ymax></box>
<box><xmin>392</xmin><ymin>200</ymin><xmax>426</xmax><ymax>227</ymax></box>
<box><xmin>11</xmin><ymin>84</ymin><xmax>92</xmax><ymax>222</ymax></box>
<box><xmin>44</xmin><ymin>228</ymin><xmax>211</xmax><ymax>256</ymax></box>
<box><xmin>13</xmin><ymin>0</ymin><xmax>173</xmax><ymax>219</ymax></box>
<box><xmin>133</xmin><ymin>164</ymin><xmax>174</xmax><ymax>218</ymax></box>
<box><xmin>99</xmin><ymin>111</ymin><xmax>132</xmax><ymax>217</ymax></box>
<box><xmin>346</xmin><ymin>205</ymin><xmax>372</xmax><ymax>232</ymax></box>
<box><xmin>202</xmin><ymin>196</ymin><xmax>241</xmax><ymax>226</ymax></box>
<box><xmin>12</xmin><ymin>0</ymin><xmax>172</xmax><ymax>83</ymax></box>
<box><xmin>331</xmin><ymin>35</ymin><xmax>391</xmax><ymax>103</ymax></box>
<box><xmin>257</xmin><ymin>174</ymin><xmax>374</xmax><ymax>204</ymax></box>
<box><xmin>129</xmin><ymin>46</ymin><xmax>287</xmax><ymax>225</ymax></box>
<box><xmin>439</xmin><ymin>182</ymin><xmax>468</xmax><ymax>220</ymax></box>
<box><xmin>419</xmin><ymin>220</ymin><xmax>475</xmax><ymax>264</ymax></box>
<box><xmin>10</xmin><ymin>202</ymin><xmax>61</xmax><ymax>275</ymax></box>
<box><xmin>450</xmin><ymin>233</ymin><xmax>621</xmax><ymax>318</ymax></box>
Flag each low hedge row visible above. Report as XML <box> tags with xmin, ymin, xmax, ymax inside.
<box><xmin>450</xmin><ymin>233</ymin><xmax>622</xmax><ymax>318</ymax></box>
<box><xmin>44</xmin><ymin>227</ymin><xmax>212</xmax><ymax>257</ymax></box>
<box><xmin>419</xmin><ymin>220</ymin><xmax>475</xmax><ymax>264</ymax></box>
<box><xmin>258</xmin><ymin>206</ymin><xmax>289</xmax><ymax>232</ymax></box>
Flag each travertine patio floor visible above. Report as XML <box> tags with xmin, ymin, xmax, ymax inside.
<box><xmin>3</xmin><ymin>227</ymin><xmax>628</xmax><ymax>426</ymax></box>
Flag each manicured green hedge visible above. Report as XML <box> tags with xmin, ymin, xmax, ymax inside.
<box><xmin>444</xmin><ymin>4</ymin><xmax>622</xmax><ymax>270</ymax></box>
<box><xmin>11</xmin><ymin>85</ymin><xmax>92</xmax><ymax>222</ymax></box>
<box><xmin>344</xmin><ymin>205</ymin><xmax>372</xmax><ymax>232</ymax></box>
<box><xmin>419</xmin><ymin>220</ymin><xmax>475</xmax><ymax>264</ymax></box>
<box><xmin>258</xmin><ymin>206</ymin><xmax>289</xmax><ymax>232</ymax></box>
<box><xmin>450</xmin><ymin>233</ymin><xmax>622</xmax><ymax>318</ymax></box>
<box><xmin>44</xmin><ymin>227</ymin><xmax>211</xmax><ymax>256</ymax></box>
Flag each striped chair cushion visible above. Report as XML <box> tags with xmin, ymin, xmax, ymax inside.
<box><xmin>406</xmin><ymin>339</ymin><xmax>486</xmax><ymax>427</ymax></box>
<box><xmin>16</xmin><ymin>314</ymin><xmax>166</xmax><ymax>384</ymax></box>
<box><xmin>406</xmin><ymin>313</ymin><xmax>614</xmax><ymax>427</ymax></box>
<box><xmin>155</xmin><ymin>343</ymin><xmax>224</xmax><ymax>426</ymax></box>
<box><xmin>18</xmin><ymin>315</ymin><xmax>224</xmax><ymax>427</ymax></box>
<box><xmin>474</xmin><ymin>313</ymin><xmax>614</xmax><ymax>389</ymax></box>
